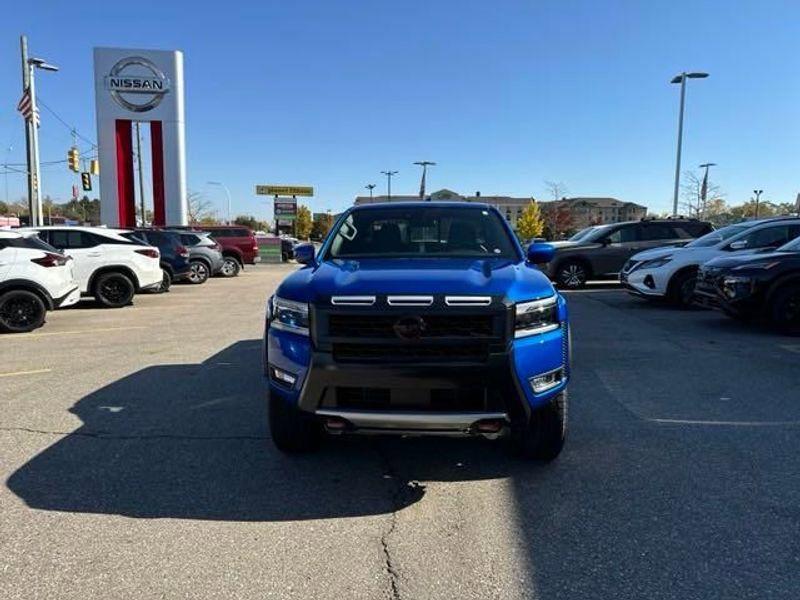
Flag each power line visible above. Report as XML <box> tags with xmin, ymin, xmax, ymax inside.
<box><xmin>36</xmin><ymin>97</ymin><xmax>97</xmax><ymax>149</ymax></box>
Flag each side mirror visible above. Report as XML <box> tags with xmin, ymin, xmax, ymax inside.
<box><xmin>728</xmin><ymin>240</ymin><xmax>748</xmax><ymax>251</ymax></box>
<box><xmin>294</xmin><ymin>242</ymin><xmax>316</xmax><ymax>265</ymax></box>
<box><xmin>527</xmin><ymin>242</ymin><xmax>555</xmax><ymax>264</ymax></box>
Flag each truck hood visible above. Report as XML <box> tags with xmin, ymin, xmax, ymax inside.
<box><xmin>276</xmin><ymin>258</ymin><xmax>555</xmax><ymax>304</ymax></box>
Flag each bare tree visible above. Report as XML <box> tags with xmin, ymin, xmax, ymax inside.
<box><xmin>544</xmin><ymin>180</ymin><xmax>570</xmax><ymax>201</ymax></box>
<box><xmin>187</xmin><ymin>191</ymin><xmax>216</xmax><ymax>224</ymax></box>
<box><xmin>680</xmin><ymin>171</ymin><xmax>724</xmax><ymax>219</ymax></box>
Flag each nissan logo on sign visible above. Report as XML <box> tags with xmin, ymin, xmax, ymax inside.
<box><xmin>104</xmin><ymin>56</ymin><xmax>171</xmax><ymax>112</ymax></box>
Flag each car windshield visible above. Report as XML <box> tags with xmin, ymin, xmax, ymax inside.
<box><xmin>326</xmin><ymin>206</ymin><xmax>519</xmax><ymax>259</ymax></box>
<box><xmin>568</xmin><ymin>227</ymin><xmax>596</xmax><ymax>241</ymax></box>
<box><xmin>685</xmin><ymin>223</ymin><xmax>752</xmax><ymax>248</ymax></box>
<box><xmin>777</xmin><ymin>234</ymin><xmax>800</xmax><ymax>252</ymax></box>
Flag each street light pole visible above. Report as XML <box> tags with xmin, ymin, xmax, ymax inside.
<box><xmin>365</xmin><ymin>183</ymin><xmax>376</xmax><ymax>200</ymax></box>
<box><xmin>670</xmin><ymin>71</ymin><xmax>708</xmax><ymax>217</ymax></box>
<box><xmin>753</xmin><ymin>189</ymin><xmax>763</xmax><ymax>218</ymax></box>
<box><xmin>381</xmin><ymin>171</ymin><xmax>398</xmax><ymax>200</ymax></box>
<box><xmin>207</xmin><ymin>181</ymin><xmax>232</xmax><ymax>224</ymax></box>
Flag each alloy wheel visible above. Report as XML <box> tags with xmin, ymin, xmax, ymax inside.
<box><xmin>559</xmin><ymin>264</ymin><xmax>586</xmax><ymax>288</ymax></box>
<box><xmin>0</xmin><ymin>296</ymin><xmax>43</xmax><ymax>330</ymax></box>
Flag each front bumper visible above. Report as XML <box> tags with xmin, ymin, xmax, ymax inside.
<box><xmin>619</xmin><ymin>267</ymin><xmax>667</xmax><ymax>297</ymax></box>
<box><xmin>266</xmin><ymin>319</ymin><xmax>569</xmax><ymax>436</ymax></box>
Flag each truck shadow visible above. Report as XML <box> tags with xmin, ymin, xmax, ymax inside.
<box><xmin>6</xmin><ymin>339</ymin><xmax>514</xmax><ymax>522</ymax></box>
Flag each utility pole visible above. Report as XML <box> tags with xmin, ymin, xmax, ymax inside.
<box><xmin>365</xmin><ymin>183</ymin><xmax>376</xmax><ymax>200</ymax></box>
<box><xmin>413</xmin><ymin>161</ymin><xmax>436</xmax><ymax>199</ymax></box>
<box><xmin>753</xmin><ymin>189</ymin><xmax>763</xmax><ymax>218</ymax></box>
<box><xmin>381</xmin><ymin>170</ymin><xmax>398</xmax><ymax>200</ymax></box>
<box><xmin>20</xmin><ymin>36</ymin><xmax>35</xmax><ymax>224</ymax></box>
<box><xmin>135</xmin><ymin>122</ymin><xmax>146</xmax><ymax>225</ymax></box>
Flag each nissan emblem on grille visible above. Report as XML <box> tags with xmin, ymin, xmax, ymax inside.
<box><xmin>393</xmin><ymin>316</ymin><xmax>426</xmax><ymax>340</ymax></box>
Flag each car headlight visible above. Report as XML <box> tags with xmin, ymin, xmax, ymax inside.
<box><xmin>515</xmin><ymin>295</ymin><xmax>560</xmax><ymax>338</ymax></box>
<box><xmin>268</xmin><ymin>296</ymin><xmax>309</xmax><ymax>335</ymax></box>
<box><xmin>721</xmin><ymin>276</ymin><xmax>753</xmax><ymax>299</ymax></box>
<box><xmin>733</xmin><ymin>261</ymin><xmax>779</xmax><ymax>271</ymax></box>
<box><xmin>639</xmin><ymin>256</ymin><xmax>673</xmax><ymax>270</ymax></box>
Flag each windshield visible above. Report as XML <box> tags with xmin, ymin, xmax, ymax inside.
<box><xmin>777</xmin><ymin>234</ymin><xmax>800</xmax><ymax>252</ymax></box>
<box><xmin>568</xmin><ymin>227</ymin><xmax>596</xmax><ymax>241</ymax></box>
<box><xmin>326</xmin><ymin>206</ymin><xmax>519</xmax><ymax>259</ymax></box>
<box><xmin>686</xmin><ymin>223</ymin><xmax>752</xmax><ymax>248</ymax></box>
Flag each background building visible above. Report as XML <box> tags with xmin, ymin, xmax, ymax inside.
<box><xmin>353</xmin><ymin>189</ymin><xmax>647</xmax><ymax>234</ymax></box>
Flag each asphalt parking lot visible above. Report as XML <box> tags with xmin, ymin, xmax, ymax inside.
<box><xmin>1</xmin><ymin>267</ymin><xmax>799</xmax><ymax>599</ymax></box>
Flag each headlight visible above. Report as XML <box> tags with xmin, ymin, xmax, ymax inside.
<box><xmin>268</xmin><ymin>296</ymin><xmax>309</xmax><ymax>336</ymax></box>
<box><xmin>721</xmin><ymin>276</ymin><xmax>753</xmax><ymax>299</ymax></box>
<box><xmin>515</xmin><ymin>295</ymin><xmax>560</xmax><ymax>338</ymax></box>
<box><xmin>640</xmin><ymin>256</ymin><xmax>673</xmax><ymax>270</ymax></box>
<box><xmin>733</xmin><ymin>261</ymin><xmax>779</xmax><ymax>271</ymax></box>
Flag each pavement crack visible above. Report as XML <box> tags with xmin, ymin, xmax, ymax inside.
<box><xmin>0</xmin><ymin>426</ymin><xmax>267</xmax><ymax>441</ymax></box>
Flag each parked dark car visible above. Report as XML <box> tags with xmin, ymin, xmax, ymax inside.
<box><xmin>281</xmin><ymin>237</ymin><xmax>298</xmax><ymax>261</ymax></box>
<box><xmin>543</xmin><ymin>218</ymin><xmax>713</xmax><ymax>288</ymax></box>
<box><xmin>122</xmin><ymin>229</ymin><xmax>191</xmax><ymax>291</ymax></box>
<box><xmin>192</xmin><ymin>226</ymin><xmax>261</xmax><ymax>277</ymax></box>
<box><xmin>694</xmin><ymin>235</ymin><xmax>800</xmax><ymax>334</ymax></box>
<box><xmin>174</xmin><ymin>231</ymin><xmax>224</xmax><ymax>284</ymax></box>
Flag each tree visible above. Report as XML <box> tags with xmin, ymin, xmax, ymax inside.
<box><xmin>541</xmin><ymin>203</ymin><xmax>573</xmax><ymax>239</ymax></box>
<box><xmin>680</xmin><ymin>171</ymin><xmax>724</xmax><ymax>219</ymax></box>
<box><xmin>187</xmin><ymin>191</ymin><xmax>216</xmax><ymax>224</ymax></box>
<box><xmin>311</xmin><ymin>213</ymin><xmax>334</xmax><ymax>240</ymax></box>
<box><xmin>544</xmin><ymin>180</ymin><xmax>570</xmax><ymax>201</ymax></box>
<box><xmin>295</xmin><ymin>205</ymin><xmax>313</xmax><ymax>239</ymax></box>
<box><xmin>0</xmin><ymin>201</ymin><xmax>8</xmax><ymax>215</ymax></box>
<box><xmin>517</xmin><ymin>201</ymin><xmax>545</xmax><ymax>240</ymax></box>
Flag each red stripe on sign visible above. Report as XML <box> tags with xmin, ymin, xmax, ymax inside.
<box><xmin>150</xmin><ymin>121</ymin><xmax>166</xmax><ymax>226</ymax></box>
<box><xmin>115</xmin><ymin>120</ymin><xmax>136</xmax><ymax>227</ymax></box>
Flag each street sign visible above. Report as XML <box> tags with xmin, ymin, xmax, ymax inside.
<box><xmin>275</xmin><ymin>202</ymin><xmax>297</xmax><ymax>216</ymax></box>
<box><xmin>256</xmin><ymin>185</ymin><xmax>313</xmax><ymax>197</ymax></box>
<box><xmin>277</xmin><ymin>218</ymin><xmax>295</xmax><ymax>227</ymax></box>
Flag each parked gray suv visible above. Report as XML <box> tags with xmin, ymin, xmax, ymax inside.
<box><xmin>176</xmin><ymin>232</ymin><xmax>225</xmax><ymax>285</ymax></box>
<box><xmin>543</xmin><ymin>218</ymin><xmax>713</xmax><ymax>288</ymax></box>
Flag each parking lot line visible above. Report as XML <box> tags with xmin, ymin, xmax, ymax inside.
<box><xmin>0</xmin><ymin>368</ymin><xmax>52</xmax><ymax>379</ymax></box>
<box><xmin>650</xmin><ymin>417</ymin><xmax>800</xmax><ymax>427</ymax></box>
<box><xmin>9</xmin><ymin>326</ymin><xmax>147</xmax><ymax>340</ymax></box>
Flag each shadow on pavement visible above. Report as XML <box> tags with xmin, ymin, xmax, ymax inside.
<box><xmin>6</xmin><ymin>339</ymin><xmax>517</xmax><ymax>522</ymax></box>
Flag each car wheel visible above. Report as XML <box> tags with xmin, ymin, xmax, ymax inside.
<box><xmin>0</xmin><ymin>290</ymin><xmax>47</xmax><ymax>333</ymax></box>
<box><xmin>769</xmin><ymin>283</ymin><xmax>800</xmax><ymax>335</ymax></box>
<box><xmin>510</xmin><ymin>391</ymin><xmax>567</xmax><ymax>461</ymax></box>
<box><xmin>556</xmin><ymin>261</ymin><xmax>588</xmax><ymax>289</ymax></box>
<box><xmin>94</xmin><ymin>272</ymin><xmax>135</xmax><ymax>308</ymax></box>
<box><xmin>159</xmin><ymin>270</ymin><xmax>172</xmax><ymax>293</ymax></box>
<box><xmin>219</xmin><ymin>257</ymin><xmax>241</xmax><ymax>278</ymax></box>
<box><xmin>268</xmin><ymin>393</ymin><xmax>320</xmax><ymax>453</ymax></box>
<box><xmin>668</xmin><ymin>270</ymin><xmax>697</xmax><ymax>308</ymax></box>
<box><xmin>188</xmin><ymin>260</ymin><xmax>210</xmax><ymax>284</ymax></box>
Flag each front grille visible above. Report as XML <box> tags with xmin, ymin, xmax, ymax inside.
<box><xmin>333</xmin><ymin>342</ymin><xmax>488</xmax><ymax>362</ymax></box>
<box><xmin>328</xmin><ymin>314</ymin><xmax>494</xmax><ymax>339</ymax></box>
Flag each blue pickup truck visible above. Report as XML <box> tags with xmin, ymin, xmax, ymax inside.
<box><xmin>264</xmin><ymin>202</ymin><xmax>570</xmax><ymax>460</ymax></box>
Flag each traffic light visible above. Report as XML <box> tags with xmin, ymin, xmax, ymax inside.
<box><xmin>89</xmin><ymin>159</ymin><xmax>100</xmax><ymax>175</ymax></box>
<box><xmin>67</xmin><ymin>146</ymin><xmax>80</xmax><ymax>172</ymax></box>
<box><xmin>81</xmin><ymin>172</ymin><xmax>92</xmax><ymax>192</ymax></box>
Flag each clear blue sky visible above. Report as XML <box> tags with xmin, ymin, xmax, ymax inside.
<box><xmin>2</xmin><ymin>0</ymin><xmax>799</xmax><ymax>219</ymax></box>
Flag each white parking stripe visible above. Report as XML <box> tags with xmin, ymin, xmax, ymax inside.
<box><xmin>9</xmin><ymin>326</ymin><xmax>147</xmax><ymax>339</ymax></box>
<box><xmin>651</xmin><ymin>418</ymin><xmax>800</xmax><ymax>427</ymax></box>
<box><xmin>0</xmin><ymin>368</ymin><xmax>52</xmax><ymax>379</ymax></box>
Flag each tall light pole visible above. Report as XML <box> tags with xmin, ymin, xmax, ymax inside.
<box><xmin>20</xmin><ymin>37</ymin><xmax>58</xmax><ymax>226</ymax></box>
<box><xmin>753</xmin><ymin>189</ymin><xmax>763</xmax><ymax>218</ymax></box>
<box><xmin>670</xmin><ymin>71</ymin><xmax>709</xmax><ymax>217</ymax></box>
<box><xmin>207</xmin><ymin>181</ymin><xmax>232</xmax><ymax>224</ymax></box>
<box><xmin>381</xmin><ymin>170</ymin><xmax>398</xmax><ymax>200</ymax></box>
<box><xmin>365</xmin><ymin>183</ymin><xmax>376</xmax><ymax>200</ymax></box>
<box><xmin>698</xmin><ymin>162</ymin><xmax>716</xmax><ymax>218</ymax></box>
<box><xmin>413</xmin><ymin>161</ymin><xmax>436</xmax><ymax>199</ymax></box>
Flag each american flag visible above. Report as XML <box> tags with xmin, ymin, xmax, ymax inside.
<box><xmin>700</xmin><ymin>168</ymin><xmax>708</xmax><ymax>202</ymax></box>
<box><xmin>17</xmin><ymin>88</ymin><xmax>40</xmax><ymax>127</ymax></box>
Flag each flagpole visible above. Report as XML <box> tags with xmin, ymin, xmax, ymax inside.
<box><xmin>20</xmin><ymin>35</ymin><xmax>36</xmax><ymax>225</ymax></box>
<box><xmin>28</xmin><ymin>61</ymin><xmax>43</xmax><ymax>226</ymax></box>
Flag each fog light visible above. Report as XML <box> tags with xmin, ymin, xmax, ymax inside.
<box><xmin>643</xmin><ymin>275</ymin><xmax>655</xmax><ymax>289</ymax></box>
<box><xmin>530</xmin><ymin>368</ymin><xmax>564</xmax><ymax>393</ymax></box>
<box><xmin>270</xmin><ymin>366</ymin><xmax>297</xmax><ymax>387</ymax></box>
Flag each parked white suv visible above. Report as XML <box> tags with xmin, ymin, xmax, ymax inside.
<box><xmin>621</xmin><ymin>217</ymin><xmax>800</xmax><ymax>306</ymax></box>
<box><xmin>0</xmin><ymin>230</ymin><xmax>80</xmax><ymax>332</ymax></box>
<box><xmin>19</xmin><ymin>226</ymin><xmax>162</xmax><ymax>308</ymax></box>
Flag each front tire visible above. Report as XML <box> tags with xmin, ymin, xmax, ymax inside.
<box><xmin>268</xmin><ymin>393</ymin><xmax>320</xmax><ymax>453</ymax></box>
<box><xmin>0</xmin><ymin>290</ymin><xmax>47</xmax><ymax>333</ymax></box>
<box><xmin>510</xmin><ymin>392</ymin><xmax>567</xmax><ymax>461</ymax></box>
<box><xmin>219</xmin><ymin>257</ymin><xmax>241</xmax><ymax>278</ymax></box>
<box><xmin>159</xmin><ymin>270</ymin><xmax>172</xmax><ymax>293</ymax></box>
<box><xmin>188</xmin><ymin>260</ymin><xmax>210</xmax><ymax>284</ymax></box>
<box><xmin>94</xmin><ymin>272</ymin><xmax>135</xmax><ymax>308</ymax></box>
<box><xmin>667</xmin><ymin>269</ymin><xmax>698</xmax><ymax>308</ymax></box>
<box><xmin>555</xmin><ymin>261</ymin><xmax>588</xmax><ymax>289</ymax></box>
<box><xmin>769</xmin><ymin>283</ymin><xmax>800</xmax><ymax>335</ymax></box>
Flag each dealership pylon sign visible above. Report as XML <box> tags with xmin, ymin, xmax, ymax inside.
<box><xmin>94</xmin><ymin>47</ymin><xmax>188</xmax><ymax>227</ymax></box>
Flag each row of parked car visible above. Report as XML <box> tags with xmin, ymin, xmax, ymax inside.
<box><xmin>0</xmin><ymin>224</ymin><xmax>262</xmax><ymax>333</ymax></box>
<box><xmin>541</xmin><ymin>215</ymin><xmax>800</xmax><ymax>334</ymax></box>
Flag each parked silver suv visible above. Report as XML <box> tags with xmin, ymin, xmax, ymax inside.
<box><xmin>175</xmin><ymin>231</ymin><xmax>225</xmax><ymax>284</ymax></box>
